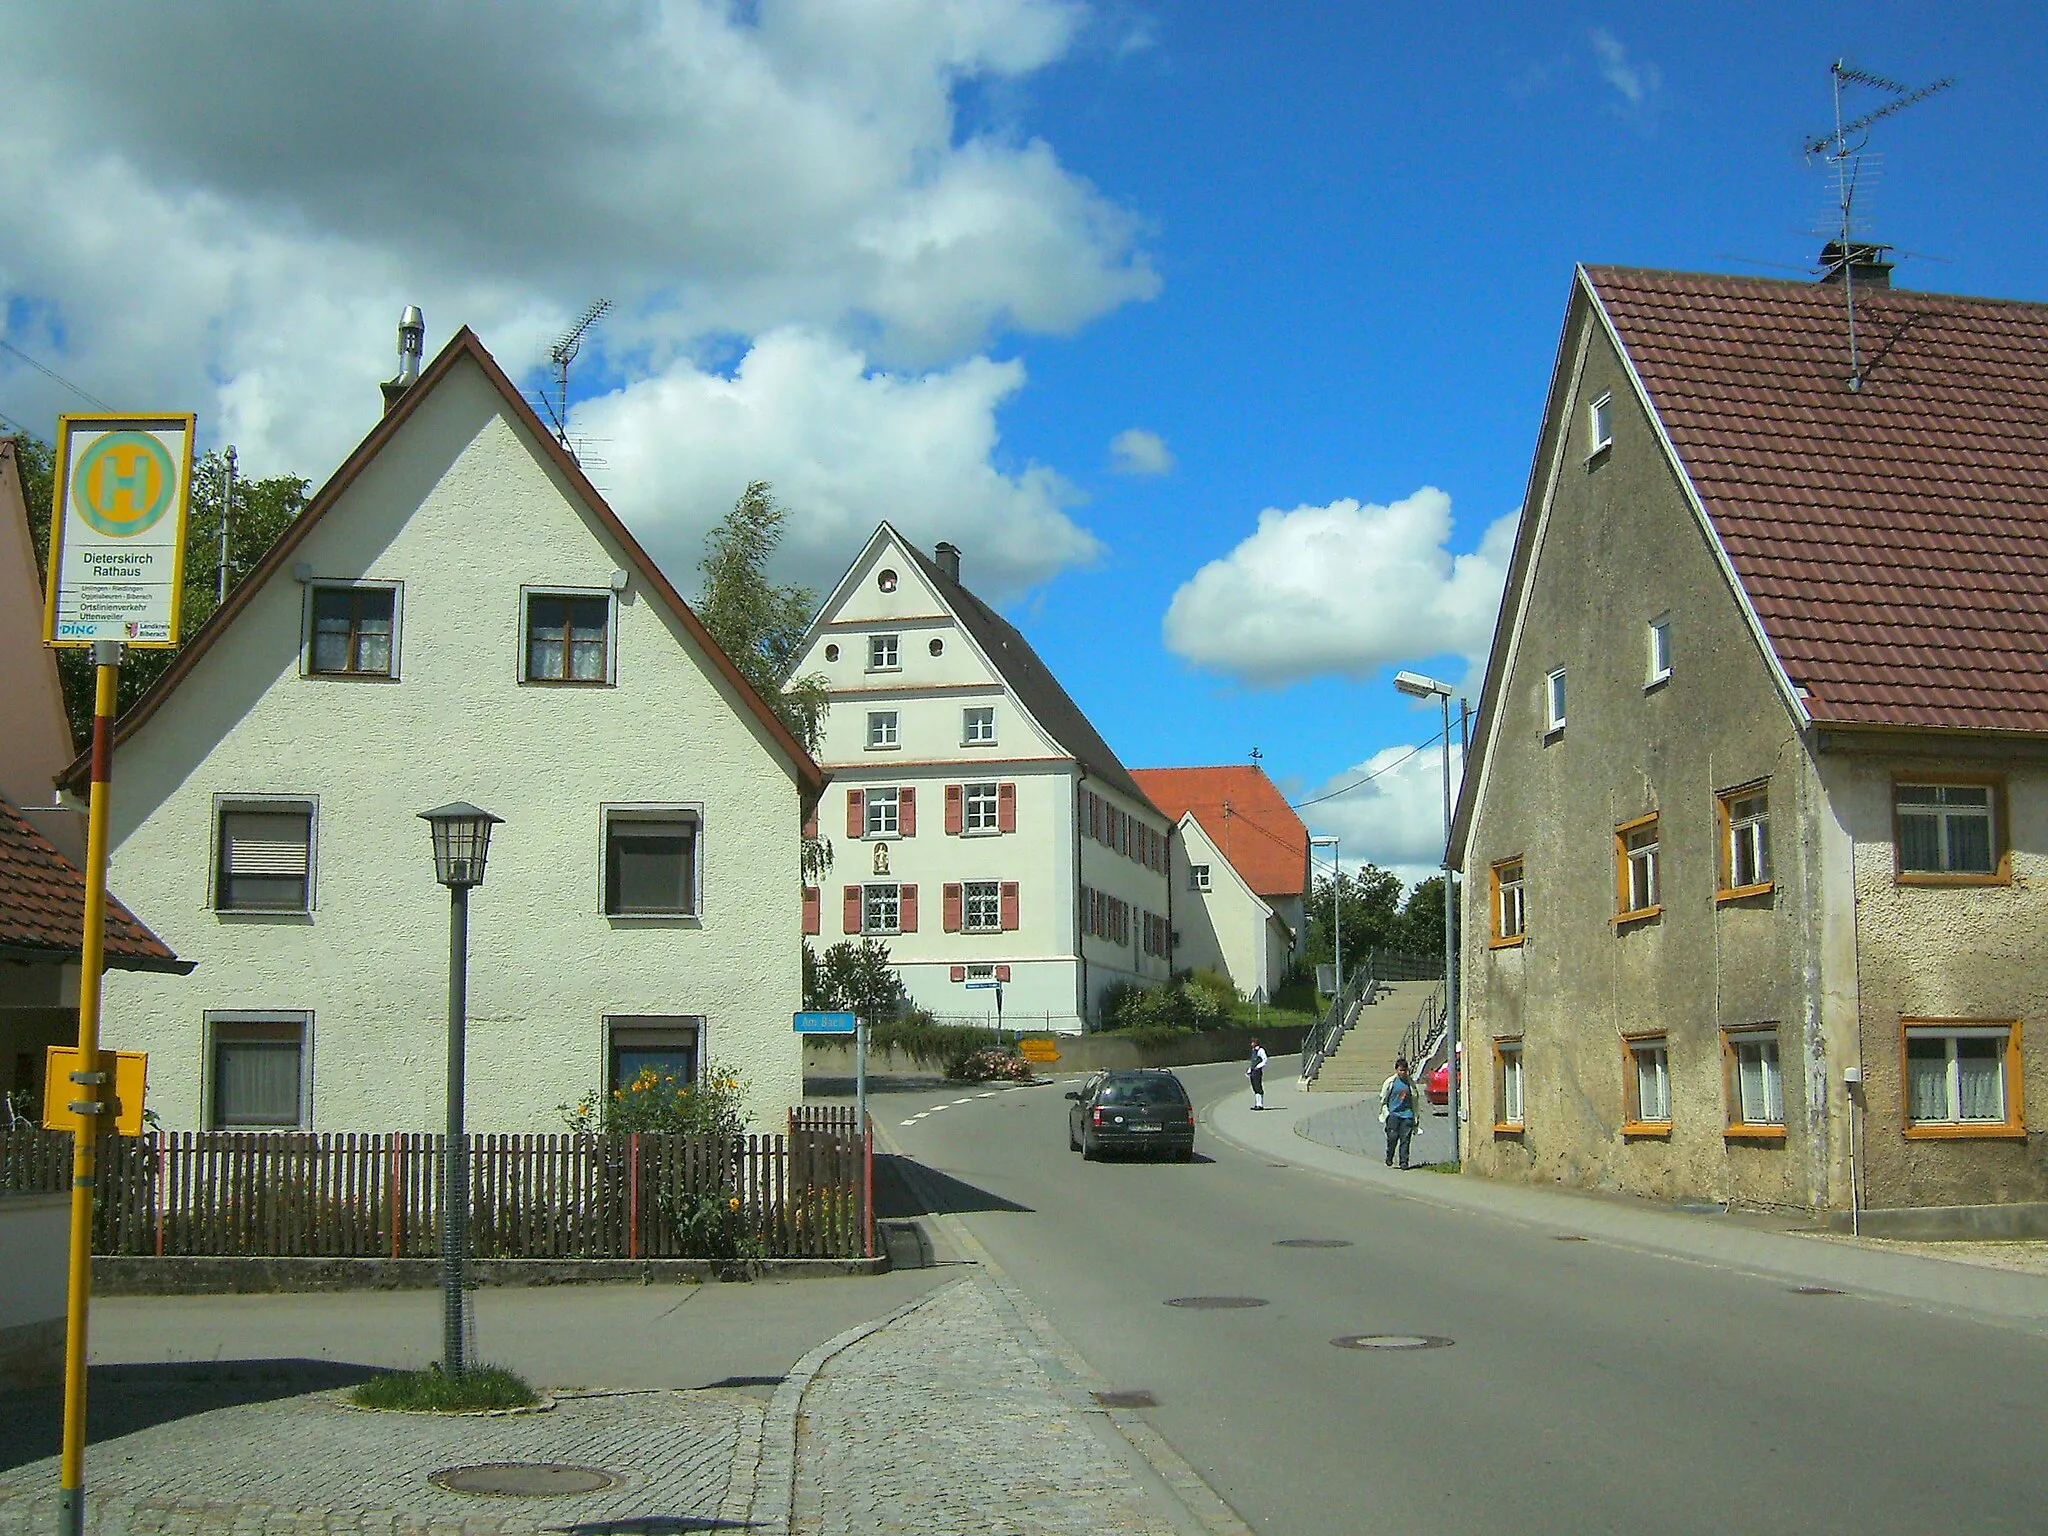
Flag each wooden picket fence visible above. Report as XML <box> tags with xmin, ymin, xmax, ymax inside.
<box><xmin>0</xmin><ymin>1122</ymin><xmax>869</xmax><ymax>1261</ymax></box>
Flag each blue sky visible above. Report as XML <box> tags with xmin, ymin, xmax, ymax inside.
<box><xmin>2</xmin><ymin>3</ymin><xmax>2042</xmax><ymax>880</ymax></box>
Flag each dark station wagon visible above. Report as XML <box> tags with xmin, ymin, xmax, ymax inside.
<box><xmin>1067</xmin><ymin>1069</ymin><xmax>1196</xmax><ymax>1162</ymax></box>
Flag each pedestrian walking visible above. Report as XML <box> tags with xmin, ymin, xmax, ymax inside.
<box><xmin>1378</xmin><ymin>1057</ymin><xmax>1418</xmax><ymax>1169</ymax></box>
<box><xmin>1247</xmin><ymin>1039</ymin><xmax>1268</xmax><ymax>1110</ymax></box>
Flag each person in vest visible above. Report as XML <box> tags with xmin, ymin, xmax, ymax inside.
<box><xmin>1247</xmin><ymin>1039</ymin><xmax>1269</xmax><ymax>1110</ymax></box>
<box><xmin>1378</xmin><ymin>1057</ymin><xmax>1418</xmax><ymax>1169</ymax></box>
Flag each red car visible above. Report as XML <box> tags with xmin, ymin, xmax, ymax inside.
<box><xmin>1426</xmin><ymin>1062</ymin><xmax>1461</xmax><ymax>1106</ymax></box>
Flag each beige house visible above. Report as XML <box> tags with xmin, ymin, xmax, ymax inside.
<box><xmin>1129</xmin><ymin>765</ymin><xmax>1307</xmax><ymax>999</ymax></box>
<box><xmin>792</xmin><ymin>525</ymin><xmax>1172</xmax><ymax>1029</ymax></box>
<box><xmin>69</xmin><ymin>324</ymin><xmax>825</xmax><ymax>1133</ymax></box>
<box><xmin>1454</xmin><ymin>257</ymin><xmax>2048</xmax><ymax>1230</ymax></box>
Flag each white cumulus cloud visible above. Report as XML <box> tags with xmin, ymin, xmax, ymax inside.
<box><xmin>1305</xmin><ymin>740</ymin><xmax>1466</xmax><ymax>890</ymax></box>
<box><xmin>1162</xmin><ymin>488</ymin><xmax>1517</xmax><ymax>686</ymax></box>
<box><xmin>1590</xmin><ymin>29</ymin><xmax>1661</xmax><ymax>110</ymax></box>
<box><xmin>1109</xmin><ymin>427</ymin><xmax>1174</xmax><ymax>476</ymax></box>
<box><xmin>579</xmin><ymin>329</ymin><xmax>1099</xmax><ymax>600</ymax></box>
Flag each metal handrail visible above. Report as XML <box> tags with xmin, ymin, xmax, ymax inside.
<box><xmin>1399</xmin><ymin>981</ymin><xmax>1448</xmax><ymax>1075</ymax></box>
<box><xmin>1299</xmin><ymin>960</ymin><xmax>1377</xmax><ymax>1084</ymax></box>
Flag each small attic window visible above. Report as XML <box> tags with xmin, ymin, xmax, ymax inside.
<box><xmin>1589</xmin><ymin>392</ymin><xmax>1614</xmax><ymax>457</ymax></box>
<box><xmin>824</xmin><ymin>644</ymin><xmax>840</xmax><ymax>662</ymax></box>
<box><xmin>877</xmin><ymin>569</ymin><xmax>899</xmax><ymax>592</ymax></box>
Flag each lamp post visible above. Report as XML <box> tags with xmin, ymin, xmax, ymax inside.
<box><xmin>1393</xmin><ymin>671</ymin><xmax>1460</xmax><ymax>1157</ymax></box>
<box><xmin>418</xmin><ymin>801</ymin><xmax>502</xmax><ymax>1376</ymax></box>
<box><xmin>1309</xmin><ymin>835</ymin><xmax>1341</xmax><ymax>998</ymax></box>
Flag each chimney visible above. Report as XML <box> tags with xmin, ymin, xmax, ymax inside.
<box><xmin>1819</xmin><ymin>241</ymin><xmax>1893</xmax><ymax>290</ymax></box>
<box><xmin>934</xmin><ymin>541</ymin><xmax>961</xmax><ymax>583</ymax></box>
<box><xmin>380</xmin><ymin>305</ymin><xmax>427</xmax><ymax>413</ymax></box>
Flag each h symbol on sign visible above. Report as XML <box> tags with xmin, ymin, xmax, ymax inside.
<box><xmin>101</xmin><ymin>447</ymin><xmax>151</xmax><ymax>513</ymax></box>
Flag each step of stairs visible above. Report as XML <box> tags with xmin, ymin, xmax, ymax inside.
<box><xmin>1304</xmin><ymin>978</ymin><xmax>1440</xmax><ymax>1092</ymax></box>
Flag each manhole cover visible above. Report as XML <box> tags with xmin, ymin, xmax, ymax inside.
<box><xmin>1789</xmin><ymin>1286</ymin><xmax>1843</xmax><ymax>1296</ymax></box>
<box><xmin>1332</xmin><ymin>1334</ymin><xmax>1454</xmax><ymax>1350</ymax></box>
<box><xmin>1275</xmin><ymin>1238</ymin><xmax>1354</xmax><ymax>1249</ymax></box>
<box><xmin>430</xmin><ymin>1463</ymin><xmax>619</xmax><ymax>1495</ymax></box>
<box><xmin>1093</xmin><ymin>1389</ymin><xmax>1158</xmax><ymax>1407</ymax></box>
<box><xmin>1165</xmin><ymin>1296</ymin><xmax>1269</xmax><ymax>1309</ymax></box>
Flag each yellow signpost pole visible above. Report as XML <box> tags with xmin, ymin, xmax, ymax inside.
<box><xmin>57</xmin><ymin>640</ymin><xmax>120</xmax><ymax>1536</ymax></box>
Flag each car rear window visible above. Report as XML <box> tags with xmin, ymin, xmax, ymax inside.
<box><xmin>1098</xmin><ymin>1077</ymin><xmax>1188</xmax><ymax>1107</ymax></box>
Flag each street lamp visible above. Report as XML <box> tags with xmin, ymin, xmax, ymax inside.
<box><xmin>1308</xmin><ymin>835</ymin><xmax>1341</xmax><ymax>999</ymax></box>
<box><xmin>1392</xmin><ymin>670</ymin><xmax>1460</xmax><ymax>1155</ymax></box>
<box><xmin>418</xmin><ymin>801</ymin><xmax>502</xmax><ymax>1376</ymax></box>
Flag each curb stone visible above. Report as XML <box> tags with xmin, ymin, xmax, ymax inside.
<box><xmin>876</xmin><ymin>1123</ymin><xmax>1256</xmax><ymax>1536</ymax></box>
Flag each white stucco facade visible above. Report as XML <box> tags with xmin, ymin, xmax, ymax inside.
<box><xmin>1166</xmin><ymin>813</ymin><xmax>1290</xmax><ymax>999</ymax></box>
<box><xmin>795</xmin><ymin>527</ymin><xmax>1170</xmax><ymax>1030</ymax></box>
<box><xmin>94</xmin><ymin>340</ymin><xmax>816</xmax><ymax>1133</ymax></box>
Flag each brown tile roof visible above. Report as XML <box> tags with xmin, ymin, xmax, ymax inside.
<box><xmin>1586</xmin><ymin>265</ymin><xmax>2048</xmax><ymax>733</ymax></box>
<box><xmin>1129</xmin><ymin>765</ymin><xmax>1308</xmax><ymax>900</ymax></box>
<box><xmin>0</xmin><ymin>796</ymin><xmax>190</xmax><ymax>972</ymax></box>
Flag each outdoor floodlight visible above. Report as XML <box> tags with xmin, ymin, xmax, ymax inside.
<box><xmin>1393</xmin><ymin>669</ymin><xmax>1454</xmax><ymax>700</ymax></box>
<box><xmin>420</xmin><ymin>802</ymin><xmax>502</xmax><ymax>889</ymax></box>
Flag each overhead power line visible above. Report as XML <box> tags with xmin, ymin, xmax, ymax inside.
<box><xmin>0</xmin><ymin>338</ymin><xmax>112</xmax><ymax>411</ymax></box>
<box><xmin>1290</xmin><ymin>723</ymin><xmax>1452</xmax><ymax>810</ymax></box>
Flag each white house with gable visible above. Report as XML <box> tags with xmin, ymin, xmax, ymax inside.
<box><xmin>74</xmin><ymin>322</ymin><xmax>825</xmax><ymax>1133</ymax></box>
<box><xmin>793</xmin><ymin>526</ymin><xmax>1171</xmax><ymax>1029</ymax></box>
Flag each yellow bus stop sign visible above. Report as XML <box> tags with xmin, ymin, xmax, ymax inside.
<box><xmin>43</xmin><ymin>1046</ymin><xmax>148</xmax><ymax>1136</ymax></box>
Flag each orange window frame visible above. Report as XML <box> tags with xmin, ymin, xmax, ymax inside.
<box><xmin>1620</xmin><ymin>1030</ymin><xmax>1671</xmax><ymax>1137</ymax></box>
<box><xmin>1489</xmin><ymin>857</ymin><xmax>1526</xmax><ymax>948</ymax></box>
<box><xmin>1892</xmin><ymin>773</ymin><xmax>2011</xmax><ymax>887</ymax></box>
<box><xmin>1720</xmin><ymin>1026</ymin><xmax>1787</xmax><ymax>1140</ymax></box>
<box><xmin>1613</xmin><ymin>814</ymin><xmax>1661</xmax><ymax>925</ymax></box>
<box><xmin>1715</xmin><ymin>781</ymin><xmax>1774</xmax><ymax>902</ymax></box>
<box><xmin>1492</xmin><ymin>1037</ymin><xmax>1525</xmax><ymax>1134</ymax></box>
<box><xmin>1898</xmin><ymin>1018</ymin><xmax>2026</xmax><ymax>1140</ymax></box>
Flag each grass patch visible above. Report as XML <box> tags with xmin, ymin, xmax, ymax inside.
<box><xmin>1411</xmin><ymin>1161</ymin><xmax>1462</xmax><ymax>1174</ymax></box>
<box><xmin>349</xmin><ymin>1363</ymin><xmax>538</xmax><ymax>1412</ymax></box>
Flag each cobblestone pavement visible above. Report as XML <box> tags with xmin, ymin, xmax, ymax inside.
<box><xmin>789</xmin><ymin>1277</ymin><xmax>1182</xmax><ymax>1536</ymax></box>
<box><xmin>0</xmin><ymin>1376</ymin><xmax>755</xmax><ymax>1535</ymax></box>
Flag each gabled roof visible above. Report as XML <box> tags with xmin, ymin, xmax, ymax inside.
<box><xmin>875</xmin><ymin>529</ymin><xmax>1160</xmax><ymax>813</ymax></box>
<box><xmin>1586</xmin><ymin>265</ymin><xmax>2048</xmax><ymax>734</ymax></box>
<box><xmin>0</xmin><ymin>795</ymin><xmax>190</xmax><ymax>973</ymax></box>
<box><xmin>1130</xmin><ymin>766</ymin><xmax>1308</xmax><ymax>900</ymax></box>
<box><xmin>60</xmin><ymin>330</ymin><xmax>824</xmax><ymax>801</ymax></box>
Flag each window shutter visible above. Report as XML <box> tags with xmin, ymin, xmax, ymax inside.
<box><xmin>943</xmin><ymin>883</ymin><xmax>963</xmax><ymax>932</ymax></box>
<box><xmin>900</xmin><ymin>786</ymin><xmax>917</xmax><ymax>837</ymax></box>
<box><xmin>1000</xmin><ymin>881</ymin><xmax>1019</xmax><ymax>931</ymax></box>
<box><xmin>945</xmin><ymin>785</ymin><xmax>964</xmax><ymax>835</ymax></box>
<box><xmin>803</xmin><ymin>885</ymin><xmax>821</xmax><ymax>936</ymax></box>
<box><xmin>221</xmin><ymin>812</ymin><xmax>311</xmax><ymax>876</ymax></box>
<box><xmin>997</xmin><ymin>782</ymin><xmax>1017</xmax><ymax>833</ymax></box>
<box><xmin>901</xmin><ymin>884</ymin><xmax>919</xmax><ymax>932</ymax></box>
<box><xmin>843</xmin><ymin>885</ymin><xmax>862</xmax><ymax>934</ymax></box>
<box><xmin>950</xmin><ymin>965</ymin><xmax>967</xmax><ymax>982</ymax></box>
<box><xmin>995</xmin><ymin>963</ymin><xmax>1011</xmax><ymax>982</ymax></box>
<box><xmin>846</xmin><ymin>790</ymin><xmax>864</xmax><ymax>840</ymax></box>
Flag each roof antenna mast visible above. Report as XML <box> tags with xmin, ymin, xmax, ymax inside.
<box><xmin>543</xmin><ymin>299</ymin><xmax>611</xmax><ymax>458</ymax></box>
<box><xmin>1804</xmin><ymin>60</ymin><xmax>1952</xmax><ymax>391</ymax></box>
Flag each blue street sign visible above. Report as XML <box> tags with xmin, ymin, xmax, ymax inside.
<box><xmin>793</xmin><ymin>1011</ymin><xmax>859</xmax><ymax>1035</ymax></box>
<box><xmin>962</xmin><ymin>980</ymin><xmax>1000</xmax><ymax>990</ymax></box>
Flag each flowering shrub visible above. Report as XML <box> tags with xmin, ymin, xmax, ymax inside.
<box><xmin>954</xmin><ymin>1049</ymin><xmax>1034</xmax><ymax>1083</ymax></box>
<box><xmin>556</xmin><ymin>1062</ymin><xmax>749</xmax><ymax>1140</ymax></box>
<box><xmin>671</xmin><ymin>1186</ymin><xmax>762</xmax><ymax>1269</ymax></box>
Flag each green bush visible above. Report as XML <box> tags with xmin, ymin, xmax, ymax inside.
<box><xmin>350</xmin><ymin>1364</ymin><xmax>537</xmax><ymax>1412</ymax></box>
<box><xmin>869</xmin><ymin>1015</ymin><xmax>1002</xmax><ymax>1075</ymax></box>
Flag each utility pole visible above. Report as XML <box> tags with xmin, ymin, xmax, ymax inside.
<box><xmin>217</xmin><ymin>447</ymin><xmax>237</xmax><ymax>605</ymax></box>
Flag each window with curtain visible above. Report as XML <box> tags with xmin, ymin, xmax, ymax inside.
<box><xmin>1896</xmin><ymin>784</ymin><xmax>1995</xmax><ymax>875</ymax></box>
<box><xmin>1496</xmin><ymin>1042</ymin><xmax>1524</xmax><ymax>1127</ymax></box>
<box><xmin>964</xmin><ymin>880</ymin><xmax>1002</xmax><ymax>933</ymax></box>
<box><xmin>607</xmin><ymin>1017</ymin><xmax>701</xmax><ymax>1093</ymax></box>
<box><xmin>1905</xmin><ymin>1025</ymin><xmax>2014</xmax><ymax>1127</ymax></box>
<box><xmin>1619</xmin><ymin>820</ymin><xmax>1660</xmax><ymax>915</ymax></box>
<box><xmin>604</xmin><ymin>813</ymin><xmax>698</xmax><ymax>916</ymax></box>
<box><xmin>863</xmin><ymin>883</ymin><xmax>901</xmax><ymax>935</ymax></box>
<box><xmin>1627</xmin><ymin>1037</ymin><xmax>1670</xmax><ymax>1126</ymax></box>
<box><xmin>215</xmin><ymin>804</ymin><xmax>314</xmax><ymax>912</ymax></box>
<box><xmin>524</xmin><ymin>592</ymin><xmax>611</xmax><ymax>683</ymax></box>
<box><xmin>1727</xmin><ymin>1030</ymin><xmax>1783</xmax><ymax>1127</ymax></box>
<box><xmin>210</xmin><ymin>1018</ymin><xmax>307</xmax><ymax>1129</ymax></box>
<box><xmin>310</xmin><ymin>585</ymin><xmax>397</xmax><ymax>676</ymax></box>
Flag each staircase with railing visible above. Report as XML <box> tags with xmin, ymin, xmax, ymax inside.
<box><xmin>1299</xmin><ymin>962</ymin><xmax>1377</xmax><ymax>1086</ymax></box>
<box><xmin>1400</xmin><ymin>981</ymin><xmax>1449</xmax><ymax>1078</ymax></box>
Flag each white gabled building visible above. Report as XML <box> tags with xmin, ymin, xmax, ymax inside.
<box><xmin>794</xmin><ymin>527</ymin><xmax>1171</xmax><ymax>1030</ymax></box>
<box><xmin>75</xmin><ymin>324</ymin><xmax>825</xmax><ymax>1133</ymax></box>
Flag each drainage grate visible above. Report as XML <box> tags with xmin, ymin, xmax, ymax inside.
<box><xmin>1275</xmin><ymin>1238</ymin><xmax>1354</xmax><ymax>1249</ymax></box>
<box><xmin>1166</xmin><ymin>1296</ymin><xmax>1269</xmax><ymax>1309</ymax></box>
<box><xmin>1789</xmin><ymin>1286</ymin><xmax>1843</xmax><ymax>1296</ymax></box>
<box><xmin>1093</xmin><ymin>1390</ymin><xmax>1158</xmax><ymax>1408</ymax></box>
<box><xmin>431</xmin><ymin>1463</ymin><xmax>619</xmax><ymax>1496</ymax></box>
<box><xmin>1332</xmin><ymin>1334</ymin><xmax>1454</xmax><ymax>1350</ymax></box>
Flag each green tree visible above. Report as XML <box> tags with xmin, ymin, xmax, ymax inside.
<box><xmin>697</xmin><ymin>481</ymin><xmax>828</xmax><ymax>757</ymax></box>
<box><xmin>17</xmin><ymin>435</ymin><xmax>308</xmax><ymax>745</ymax></box>
<box><xmin>805</xmin><ymin>939</ymin><xmax>909</xmax><ymax>1022</ymax></box>
<box><xmin>1300</xmin><ymin>863</ymin><xmax>1406</xmax><ymax>970</ymax></box>
<box><xmin>1395</xmin><ymin>874</ymin><xmax>1459</xmax><ymax>959</ymax></box>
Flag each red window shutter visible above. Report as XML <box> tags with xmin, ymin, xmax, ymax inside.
<box><xmin>945</xmin><ymin>784</ymin><xmax>964</xmax><ymax>835</ymax></box>
<box><xmin>843</xmin><ymin>885</ymin><xmax>862</xmax><ymax>934</ymax></box>
<box><xmin>847</xmin><ymin>790</ymin><xmax>864</xmax><ymax>840</ymax></box>
<box><xmin>901</xmin><ymin>884</ymin><xmax>919</xmax><ymax>932</ymax></box>
<box><xmin>900</xmin><ymin>786</ymin><xmax>917</xmax><ymax>837</ymax></box>
<box><xmin>995</xmin><ymin>963</ymin><xmax>1011</xmax><ymax>982</ymax></box>
<box><xmin>802</xmin><ymin>810</ymin><xmax>819</xmax><ymax>841</ymax></box>
<box><xmin>943</xmin><ymin>883</ymin><xmax>963</xmax><ymax>932</ymax></box>
<box><xmin>950</xmin><ymin>965</ymin><xmax>967</xmax><ymax>982</ymax></box>
<box><xmin>1001</xmin><ymin>881</ymin><xmax>1020</xmax><ymax>931</ymax></box>
<box><xmin>803</xmin><ymin>885</ymin><xmax>821</xmax><ymax>936</ymax></box>
<box><xmin>997</xmin><ymin>782</ymin><xmax>1017</xmax><ymax>833</ymax></box>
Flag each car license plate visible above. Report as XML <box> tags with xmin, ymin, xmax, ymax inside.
<box><xmin>1129</xmin><ymin>1124</ymin><xmax>1160</xmax><ymax>1132</ymax></box>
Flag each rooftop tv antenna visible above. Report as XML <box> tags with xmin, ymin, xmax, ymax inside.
<box><xmin>1804</xmin><ymin>60</ymin><xmax>1952</xmax><ymax>391</ymax></box>
<box><xmin>542</xmin><ymin>299</ymin><xmax>610</xmax><ymax>456</ymax></box>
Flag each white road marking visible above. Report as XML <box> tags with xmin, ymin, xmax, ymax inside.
<box><xmin>952</xmin><ymin>1097</ymin><xmax>975</xmax><ymax>1104</ymax></box>
<box><xmin>899</xmin><ymin>1119</ymin><xmax>917</xmax><ymax>1127</ymax></box>
<box><xmin>977</xmin><ymin>1091</ymin><xmax>998</xmax><ymax>1099</ymax></box>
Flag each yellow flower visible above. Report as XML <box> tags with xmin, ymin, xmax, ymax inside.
<box><xmin>728</xmin><ymin>1196</ymin><xmax>741</xmax><ymax>1212</ymax></box>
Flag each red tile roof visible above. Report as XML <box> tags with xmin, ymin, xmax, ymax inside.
<box><xmin>1130</xmin><ymin>766</ymin><xmax>1308</xmax><ymax>899</ymax></box>
<box><xmin>0</xmin><ymin>796</ymin><xmax>189</xmax><ymax>972</ymax></box>
<box><xmin>1587</xmin><ymin>265</ymin><xmax>2048</xmax><ymax>733</ymax></box>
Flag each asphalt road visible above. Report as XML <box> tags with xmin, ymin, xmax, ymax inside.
<box><xmin>878</xmin><ymin>1060</ymin><xmax>2048</xmax><ymax>1536</ymax></box>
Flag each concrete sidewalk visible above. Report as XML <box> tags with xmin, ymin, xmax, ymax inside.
<box><xmin>1204</xmin><ymin>1055</ymin><xmax>2048</xmax><ymax>1338</ymax></box>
